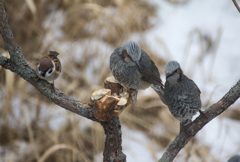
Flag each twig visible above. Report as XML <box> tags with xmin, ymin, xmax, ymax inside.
<box><xmin>1</xmin><ymin>0</ymin><xmax>240</xmax><ymax>161</ymax></box>
<box><xmin>233</xmin><ymin>0</ymin><xmax>240</xmax><ymax>13</ymax></box>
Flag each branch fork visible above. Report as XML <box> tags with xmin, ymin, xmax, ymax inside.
<box><xmin>1</xmin><ymin>1</ymin><xmax>240</xmax><ymax>161</ymax></box>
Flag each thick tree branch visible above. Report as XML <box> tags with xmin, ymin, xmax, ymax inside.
<box><xmin>1</xmin><ymin>0</ymin><xmax>240</xmax><ymax>161</ymax></box>
<box><xmin>0</xmin><ymin>0</ymin><xmax>95</xmax><ymax>120</ymax></box>
<box><xmin>159</xmin><ymin>80</ymin><xmax>240</xmax><ymax>162</ymax></box>
<box><xmin>0</xmin><ymin>1</ymin><xmax>126</xmax><ymax>161</ymax></box>
<box><xmin>101</xmin><ymin>117</ymin><xmax>126</xmax><ymax>162</ymax></box>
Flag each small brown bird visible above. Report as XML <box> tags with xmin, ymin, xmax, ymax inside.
<box><xmin>36</xmin><ymin>51</ymin><xmax>61</xmax><ymax>88</ymax></box>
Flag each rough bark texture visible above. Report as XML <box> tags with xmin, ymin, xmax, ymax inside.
<box><xmin>0</xmin><ymin>1</ymin><xmax>126</xmax><ymax>161</ymax></box>
<box><xmin>101</xmin><ymin>117</ymin><xmax>126</xmax><ymax>162</ymax></box>
<box><xmin>1</xmin><ymin>1</ymin><xmax>240</xmax><ymax>162</ymax></box>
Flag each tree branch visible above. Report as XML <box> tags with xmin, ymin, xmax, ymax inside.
<box><xmin>0</xmin><ymin>1</ymin><xmax>126</xmax><ymax>161</ymax></box>
<box><xmin>101</xmin><ymin>117</ymin><xmax>126</xmax><ymax>162</ymax></box>
<box><xmin>232</xmin><ymin>0</ymin><xmax>240</xmax><ymax>13</ymax></box>
<box><xmin>1</xmin><ymin>0</ymin><xmax>240</xmax><ymax>161</ymax></box>
<box><xmin>159</xmin><ymin>80</ymin><xmax>240</xmax><ymax>162</ymax></box>
<box><xmin>0</xmin><ymin>0</ymin><xmax>98</xmax><ymax>120</ymax></box>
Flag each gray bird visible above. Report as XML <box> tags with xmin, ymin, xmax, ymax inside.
<box><xmin>164</xmin><ymin>61</ymin><xmax>202</xmax><ymax>133</ymax></box>
<box><xmin>110</xmin><ymin>40</ymin><xmax>165</xmax><ymax>103</ymax></box>
<box><xmin>228</xmin><ymin>155</ymin><xmax>240</xmax><ymax>162</ymax></box>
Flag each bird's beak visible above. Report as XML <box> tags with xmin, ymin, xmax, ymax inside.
<box><xmin>166</xmin><ymin>73</ymin><xmax>173</xmax><ymax>79</ymax></box>
<box><xmin>40</xmin><ymin>71</ymin><xmax>46</xmax><ymax>77</ymax></box>
<box><xmin>166</xmin><ymin>73</ymin><xmax>170</xmax><ymax>79</ymax></box>
<box><xmin>135</xmin><ymin>61</ymin><xmax>142</xmax><ymax>69</ymax></box>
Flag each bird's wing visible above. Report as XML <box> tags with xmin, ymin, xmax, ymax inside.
<box><xmin>47</xmin><ymin>52</ymin><xmax>61</xmax><ymax>72</ymax></box>
<box><xmin>52</xmin><ymin>57</ymin><xmax>61</xmax><ymax>72</ymax></box>
<box><xmin>189</xmin><ymin>78</ymin><xmax>201</xmax><ymax>95</ymax></box>
<box><xmin>138</xmin><ymin>50</ymin><xmax>163</xmax><ymax>86</ymax></box>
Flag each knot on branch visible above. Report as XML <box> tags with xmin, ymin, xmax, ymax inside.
<box><xmin>90</xmin><ymin>77</ymin><xmax>133</xmax><ymax>122</ymax></box>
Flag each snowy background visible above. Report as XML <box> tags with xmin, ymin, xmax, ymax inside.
<box><xmin>1</xmin><ymin>0</ymin><xmax>240</xmax><ymax>162</ymax></box>
<box><xmin>122</xmin><ymin>0</ymin><xmax>240</xmax><ymax>161</ymax></box>
<box><xmin>34</xmin><ymin>0</ymin><xmax>240</xmax><ymax>161</ymax></box>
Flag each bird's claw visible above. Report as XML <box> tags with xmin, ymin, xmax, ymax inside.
<box><xmin>127</xmin><ymin>89</ymin><xmax>138</xmax><ymax>105</ymax></box>
<box><xmin>50</xmin><ymin>81</ymin><xmax>55</xmax><ymax>92</ymax></box>
<box><xmin>199</xmin><ymin>110</ymin><xmax>205</xmax><ymax>116</ymax></box>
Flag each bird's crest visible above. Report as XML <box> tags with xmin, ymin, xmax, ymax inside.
<box><xmin>165</xmin><ymin>61</ymin><xmax>181</xmax><ymax>75</ymax></box>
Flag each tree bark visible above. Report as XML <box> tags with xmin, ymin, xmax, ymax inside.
<box><xmin>0</xmin><ymin>1</ymin><xmax>126</xmax><ymax>161</ymax></box>
<box><xmin>101</xmin><ymin>117</ymin><xmax>126</xmax><ymax>162</ymax></box>
<box><xmin>159</xmin><ymin>80</ymin><xmax>240</xmax><ymax>162</ymax></box>
<box><xmin>232</xmin><ymin>0</ymin><xmax>240</xmax><ymax>13</ymax></box>
<box><xmin>1</xmin><ymin>1</ymin><xmax>240</xmax><ymax>162</ymax></box>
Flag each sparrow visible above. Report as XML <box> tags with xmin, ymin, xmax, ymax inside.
<box><xmin>36</xmin><ymin>51</ymin><xmax>61</xmax><ymax>88</ymax></box>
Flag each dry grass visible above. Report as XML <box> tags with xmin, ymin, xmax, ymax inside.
<box><xmin>0</xmin><ymin>0</ymin><xmax>239</xmax><ymax>162</ymax></box>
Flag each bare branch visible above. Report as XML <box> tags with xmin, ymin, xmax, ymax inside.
<box><xmin>159</xmin><ymin>80</ymin><xmax>240</xmax><ymax>162</ymax></box>
<box><xmin>0</xmin><ymin>0</ymin><xmax>18</xmax><ymax>55</ymax></box>
<box><xmin>101</xmin><ymin>117</ymin><xmax>126</xmax><ymax>162</ymax></box>
<box><xmin>233</xmin><ymin>0</ymin><xmax>240</xmax><ymax>13</ymax></box>
<box><xmin>0</xmin><ymin>0</ymin><xmax>96</xmax><ymax>120</ymax></box>
<box><xmin>0</xmin><ymin>1</ymin><xmax>126</xmax><ymax>161</ymax></box>
<box><xmin>1</xmin><ymin>0</ymin><xmax>240</xmax><ymax>161</ymax></box>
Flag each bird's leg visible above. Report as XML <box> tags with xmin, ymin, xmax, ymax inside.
<box><xmin>180</xmin><ymin>122</ymin><xmax>186</xmax><ymax>134</ymax></box>
<box><xmin>180</xmin><ymin>119</ymin><xmax>191</xmax><ymax>135</ymax></box>
<box><xmin>50</xmin><ymin>81</ymin><xmax>55</xmax><ymax>92</ymax></box>
<box><xmin>127</xmin><ymin>88</ymin><xmax>138</xmax><ymax>105</ymax></box>
<box><xmin>199</xmin><ymin>110</ymin><xmax>205</xmax><ymax>116</ymax></box>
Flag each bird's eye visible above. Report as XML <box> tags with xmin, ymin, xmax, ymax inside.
<box><xmin>121</xmin><ymin>50</ymin><xmax>128</xmax><ymax>59</ymax></box>
<box><xmin>173</xmin><ymin>69</ymin><xmax>177</xmax><ymax>73</ymax></box>
<box><xmin>48</xmin><ymin>69</ymin><xmax>53</xmax><ymax>74</ymax></box>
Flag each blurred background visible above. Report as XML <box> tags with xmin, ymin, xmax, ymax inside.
<box><xmin>0</xmin><ymin>0</ymin><xmax>240</xmax><ymax>161</ymax></box>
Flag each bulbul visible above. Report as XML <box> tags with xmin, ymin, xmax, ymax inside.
<box><xmin>110</xmin><ymin>40</ymin><xmax>165</xmax><ymax>103</ymax></box>
<box><xmin>36</xmin><ymin>51</ymin><xmax>61</xmax><ymax>88</ymax></box>
<box><xmin>228</xmin><ymin>155</ymin><xmax>240</xmax><ymax>162</ymax></box>
<box><xmin>164</xmin><ymin>60</ymin><xmax>202</xmax><ymax>133</ymax></box>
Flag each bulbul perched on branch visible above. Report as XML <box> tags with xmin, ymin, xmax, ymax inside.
<box><xmin>110</xmin><ymin>40</ymin><xmax>165</xmax><ymax>103</ymax></box>
<box><xmin>164</xmin><ymin>61</ymin><xmax>202</xmax><ymax>133</ymax></box>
